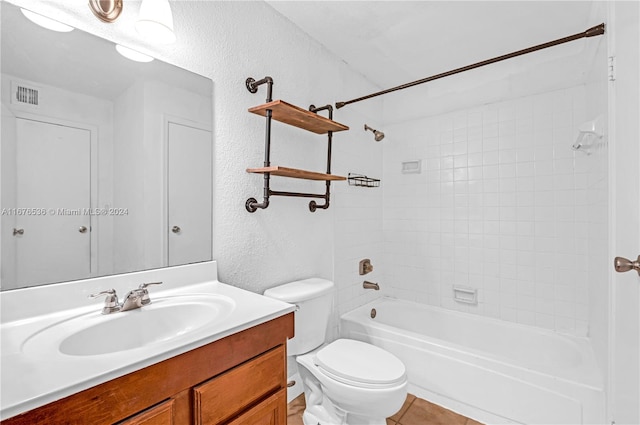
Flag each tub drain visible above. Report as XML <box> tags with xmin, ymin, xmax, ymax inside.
<box><xmin>370</xmin><ymin>308</ymin><xmax>377</xmax><ymax>318</ymax></box>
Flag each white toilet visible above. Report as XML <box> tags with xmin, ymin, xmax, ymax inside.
<box><xmin>264</xmin><ymin>278</ymin><xmax>407</xmax><ymax>425</ymax></box>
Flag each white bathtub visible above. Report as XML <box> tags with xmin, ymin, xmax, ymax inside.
<box><xmin>340</xmin><ymin>297</ymin><xmax>605</xmax><ymax>425</ymax></box>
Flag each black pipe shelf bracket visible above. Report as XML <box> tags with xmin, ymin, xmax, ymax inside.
<box><xmin>244</xmin><ymin>76</ymin><xmax>349</xmax><ymax>213</ymax></box>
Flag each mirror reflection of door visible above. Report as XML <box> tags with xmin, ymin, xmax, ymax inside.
<box><xmin>167</xmin><ymin>122</ymin><xmax>212</xmax><ymax>266</ymax></box>
<box><xmin>2</xmin><ymin>2</ymin><xmax>213</xmax><ymax>290</ymax></box>
<box><xmin>14</xmin><ymin>118</ymin><xmax>91</xmax><ymax>287</ymax></box>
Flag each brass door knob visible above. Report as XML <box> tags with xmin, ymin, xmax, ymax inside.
<box><xmin>614</xmin><ymin>255</ymin><xmax>640</xmax><ymax>276</ymax></box>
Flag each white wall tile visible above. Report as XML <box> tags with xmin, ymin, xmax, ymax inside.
<box><xmin>382</xmin><ymin>86</ymin><xmax>606</xmax><ymax>336</ymax></box>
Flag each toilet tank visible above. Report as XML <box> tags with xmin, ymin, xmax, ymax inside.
<box><xmin>264</xmin><ymin>278</ymin><xmax>334</xmax><ymax>355</ymax></box>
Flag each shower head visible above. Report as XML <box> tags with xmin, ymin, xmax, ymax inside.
<box><xmin>364</xmin><ymin>124</ymin><xmax>385</xmax><ymax>142</ymax></box>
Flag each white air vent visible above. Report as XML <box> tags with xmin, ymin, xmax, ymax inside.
<box><xmin>11</xmin><ymin>81</ymin><xmax>41</xmax><ymax>108</ymax></box>
<box><xmin>16</xmin><ymin>86</ymin><xmax>38</xmax><ymax>105</ymax></box>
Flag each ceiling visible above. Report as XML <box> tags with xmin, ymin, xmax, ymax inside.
<box><xmin>267</xmin><ymin>1</ymin><xmax>600</xmax><ymax>97</ymax></box>
<box><xmin>4</xmin><ymin>1</ymin><xmax>602</xmax><ymax>110</ymax></box>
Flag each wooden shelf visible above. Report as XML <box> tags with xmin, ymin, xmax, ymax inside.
<box><xmin>247</xmin><ymin>166</ymin><xmax>346</xmax><ymax>181</ymax></box>
<box><xmin>248</xmin><ymin>100</ymin><xmax>349</xmax><ymax>135</ymax></box>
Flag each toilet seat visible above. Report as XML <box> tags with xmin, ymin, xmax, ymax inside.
<box><xmin>314</xmin><ymin>339</ymin><xmax>406</xmax><ymax>389</ymax></box>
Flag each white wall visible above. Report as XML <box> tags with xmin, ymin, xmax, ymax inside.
<box><xmin>113</xmin><ymin>81</ymin><xmax>145</xmax><ymax>274</ymax></box>
<box><xmin>584</xmin><ymin>19</ymin><xmax>609</xmax><ymax>390</ymax></box>
<box><xmin>608</xmin><ymin>1</ymin><xmax>640</xmax><ymax>422</ymax></box>
<box><xmin>0</xmin><ymin>103</ymin><xmax>17</xmax><ymax>287</ymax></box>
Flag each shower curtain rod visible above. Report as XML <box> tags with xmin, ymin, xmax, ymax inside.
<box><xmin>335</xmin><ymin>23</ymin><xmax>605</xmax><ymax>109</ymax></box>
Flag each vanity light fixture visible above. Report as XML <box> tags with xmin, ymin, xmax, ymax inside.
<box><xmin>20</xmin><ymin>8</ymin><xmax>74</xmax><ymax>32</ymax></box>
<box><xmin>135</xmin><ymin>0</ymin><xmax>176</xmax><ymax>44</ymax></box>
<box><xmin>115</xmin><ymin>44</ymin><xmax>154</xmax><ymax>63</ymax></box>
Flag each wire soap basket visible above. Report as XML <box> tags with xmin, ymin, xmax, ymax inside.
<box><xmin>348</xmin><ymin>173</ymin><xmax>380</xmax><ymax>188</ymax></box>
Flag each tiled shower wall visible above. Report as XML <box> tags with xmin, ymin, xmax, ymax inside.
<box><xmin>330</xmin><ymin>108</ymin><xmax>384</xmax><ymax>340</ymax></box>
<box><xmin>382</xmin><ymin>85</ymin><xmax>606</xmax><ymax>336</ymax></box>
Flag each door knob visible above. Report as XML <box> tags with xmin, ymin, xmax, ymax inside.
<box><xmin>614</xmin><ymin>255</ymin><xmax>640</xmax><ymax>276</ymax></box>
<box><xmin>12</xmin><ymin>228</ymin><xmax>24</xmax><ymax>236</ymax></box>
<box><xmin>79</xmin><ymin>226</ymin><xmax>88</xmax><ymax>233</ymax></box>
<box><xmin>172</xmin><ymin>226</ymin><xmax>181</xmax><ymax>234</ymax></box>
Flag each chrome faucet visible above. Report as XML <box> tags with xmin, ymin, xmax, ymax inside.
<box><xmin>120</xmin><ymin>289</ymin><xmax>144</xmax><ymax>311</ymax></box>
<box><xmin>90</xmin><ymin>282</ymin><xmax>162</xmax><ymax>314</ymax></box>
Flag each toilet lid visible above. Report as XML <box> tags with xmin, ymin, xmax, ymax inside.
<box><xmin>314</xmin><ymin>339</ymin><xmax>406</xmax><ymax>388</ymax></box>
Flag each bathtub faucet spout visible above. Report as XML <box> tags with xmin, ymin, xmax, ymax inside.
<box><xmin>363</xmin><ymin>281</ymin><xmax>380</xmax><ymax>290</ymax></box>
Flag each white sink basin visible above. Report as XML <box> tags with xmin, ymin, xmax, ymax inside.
<box><xmin>21</xmin><ymin>294</ymin><xmax>235</xmax><ymax>356</ymax></box>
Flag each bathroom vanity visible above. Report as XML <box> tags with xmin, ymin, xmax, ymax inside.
<box><xmin>0</xmin><ymin>262</ymin><xmax>295</xmax><ymax>425</ymax></box>
<box><xmin>2</xmin><ymin>315</ymin><xmax>292</xmax><ymax>425</ymax></box>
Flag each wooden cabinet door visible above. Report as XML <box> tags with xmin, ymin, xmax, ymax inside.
<box><xmin>117</xmin><ymin>399</ymin><xmax>175</xmax><ymax>425</ymax></box>
<box><xmin>227</xmin><ymin>389</ymin><xmax>286</xmax><ymax>425</ymax></box>
<box><xmin>193</xmin><ymin>346</ymin><xmax>285</xmax><ymax>425</ymax></box>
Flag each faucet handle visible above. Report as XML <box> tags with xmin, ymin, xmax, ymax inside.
<box><xmin>89</xmin><ymin>289</ymin><xmax>120</xmax><ymax>314</ymax></box>
<box><xmin>138</xmin><ymin>281</ymin><xmax>162</xmax><ymax>305</ymax></box>
<box><xmin>138</xmin><ymin>281</ymin><xmax>163</xmax><ymax>290</ymax></box>
<box><xmin>89</xmin><ymin>288</ymin><xmax>118</xmax><ymax>301</ymax></box>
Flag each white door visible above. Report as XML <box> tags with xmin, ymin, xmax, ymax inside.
<box><xmin>609</xmin><ymin>2</ymin><xmax>640</xmax><ymax>423</ymax></box>
<box><xmin>167</xmin><ymin>122</ymin><xmax>212</xmax><ymax>266</ymax></box>
<box><xmin>14</xmin><ymin>118</ymin><xmax>91</xmax><ymax>287</ymax></box>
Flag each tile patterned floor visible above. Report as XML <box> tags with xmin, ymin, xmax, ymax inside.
<box><xmin>287</xmin><ymin>393</ymin><xmax>484</xmax><ymax>425</ymax></box>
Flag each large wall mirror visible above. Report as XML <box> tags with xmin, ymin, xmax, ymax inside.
<box><xmin>1</xmin><ymin>2</ymin><xmax>213</xmax><ymax>291</ymax></box>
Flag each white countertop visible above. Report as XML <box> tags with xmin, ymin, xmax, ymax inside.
<box><xmin>0</xmin><ymin>262</ymin><xmax>294</xmax><ymax>420</ymax></box>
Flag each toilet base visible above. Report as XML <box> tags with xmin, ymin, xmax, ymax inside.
<box><xmin>302</xmin><ymin>405</ymin><xmax>342</xmax><ymax>425</ymax></box>
<box><xmin>299</xmin><ymin>369</ymin><xmax>394</xmax><ymax>425</ymax></box>
<box><xmin>302</xmin><ymin>407</ymin><xmax>387</xmax><ymax>425</ymax></box>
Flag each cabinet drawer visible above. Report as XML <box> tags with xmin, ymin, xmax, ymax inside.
<box><xmin>117</xmin><ymin>399</ymin><xmax>175</xmax><ymax>425</ymax></box>
<box><xmin>227</xmin><ymin>388</ymin><xmax>286</xmax><ymax>425</ymax></box>
<box><xmin>193</xmin><ymin>345</ymin><xmax>285</xmax><ymax>424</ymax></box>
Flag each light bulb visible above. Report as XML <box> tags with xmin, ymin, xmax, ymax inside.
<box><xmin>21</xmin><ymin>8</ymin><xmax>74</xmax><ymax>33</ymax></box>
<box><xmin>135</xmin><ymin>0</ymin><xmax>176</xmax><ymax>44</ymax></box>
<box><xmin>115</xmin><ymin>45</ymin><xmax>154</xmax><ymax>63</ymax></box>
